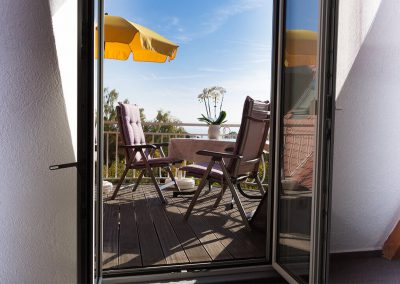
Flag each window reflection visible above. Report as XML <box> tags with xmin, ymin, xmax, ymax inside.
<box><xmin>277</xmin><ymin>0</ymin><xmax>318</xmax><ymax>282</ymax></box>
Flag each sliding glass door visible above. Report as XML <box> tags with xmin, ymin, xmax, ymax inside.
<box><xmin>271</xmin><ymin>0</ymin><xmax>337</xmax><ymax>283</ymax></box>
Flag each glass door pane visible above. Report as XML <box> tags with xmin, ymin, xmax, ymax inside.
<box><xmin>272</xmin><ymin>0</ymin><xmax>337</xmax><ymax>282</ymax></box>
<box><xmin>273</xmin><ymin>0</ymin><xmax>319</xmax><ymax>282</ymax></box>
<box><xmin>94</xmin><ymin>0</ymin><xmax>104</xmax><ymax>280</ymax></box>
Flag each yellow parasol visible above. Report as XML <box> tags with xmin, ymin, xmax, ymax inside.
<box><xmin>96</xmin><ymin>15</ymin><xmax>179</xmax><ymax>63</ymax></box>
<box><xmin>285</xmin><ymin>30</ymin><xmax>317</xmax><ymax>67</ymax></box>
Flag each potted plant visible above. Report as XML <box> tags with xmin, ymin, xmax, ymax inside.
<box><xmin>197</xmin><ymin>86</ymin><xmax>227</xmax><ymax>139</ymax></box>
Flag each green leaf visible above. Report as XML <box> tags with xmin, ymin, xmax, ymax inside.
<box><xmin>213</xmin><ymin>111</ymin><xmax>227</xmax><ymax>125</ymax></box>
<box><xmin>198</xmin><ymin>114</ymin><xmax>214</xmax><ymax>125</ymax></box>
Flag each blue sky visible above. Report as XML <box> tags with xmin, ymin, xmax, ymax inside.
<box><xmin>286</xmin><ymin>0</ymin><xmax>318</xmax><ymax>31</ymax></box>
<box><xmin>104</xmin><ymin>0</ymin><xmax>273</xmax><ymax>123</ymax></box>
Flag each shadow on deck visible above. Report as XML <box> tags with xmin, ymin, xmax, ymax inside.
<box><xmin>102</xmin><ymin>184</ymin><xmax>266</xmax><ymax>270</ymax></box>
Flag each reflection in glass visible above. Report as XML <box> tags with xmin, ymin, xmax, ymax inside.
<box><xmin>277</xmin><ymin>0</ymin><xmax>318</xmax><ymax>282</ymax></box>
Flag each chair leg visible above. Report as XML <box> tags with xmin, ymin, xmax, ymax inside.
<box><xmin>111</xmin><ymin>165</ymin><xmax>130</xmax><ymax>200</ymax></box>
<box><xmin>213</xmin><ymin>182</ymin><xmax>227</xmax><ymax>208</ymax></box>
<box><xmin>219</xmin><ymin>162</ymin><xmax>251</xmax><ymax>231</ymax></box>
<box><xmin>184</xmin><ymin>161</ymin><xmax>215</xmax><ymax>221</ymax></box>
<box><xmin>147</xmin><ymin>168</ymin><xmax>167</xmax><ymax>204</ymax></box>
<box><xmin>111</xmin><ymin>155</ymin><xmax>134</xmax><ymax>200</ymax></box>
<box><xmin>166</xmin><ymin>166</ymin><xmax>181</xmax><ymax>192</ymax></box>
<box><xmin>255</xmin><ymin>175</ymin><xmax>266</xmax><ymax>195</ymax></box>
<box><xmin>138</xmin><ymin>149</ymin><xmax>167</xmax><ymax>204</ymax></box>
<box><xmin>132</xmin><ymin>169</ymin><xmax>144</xmax><ymax>192</ymax></box>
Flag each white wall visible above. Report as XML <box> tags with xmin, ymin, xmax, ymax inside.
<box><xmin>52</xmin><ymin>0</ymin><xmax>78</xmax><ymax>157</ymax></box>
<box><xmin>335</xmin><ymin>0</ymin><xmax>382</xmax><ymax>94</ymax></box>
<box><xmin>0</xmin><ymin>0</ymin><xmax>77</xmax><ymax>282</ymax></box>
<box><xmin>331</xmin><ymin>0</ymin><xmax>400</xmax><ymax>252</ymax></box>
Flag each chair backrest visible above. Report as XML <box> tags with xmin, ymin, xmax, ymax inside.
<box><xmin>116</xmin><ymin>102</ymin><xmax>146</xmax><ymax>162</ymax></box>
<box><xmin>228</xmin><ymin>96</ymin><xmax>270</xmax><ymax>178</ymax></box>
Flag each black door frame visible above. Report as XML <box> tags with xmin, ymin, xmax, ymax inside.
<box><xmin>77</xmin><ymin>0</ymin><xmax>95</xmax><ymax>283</ymax></box>
<box><xmin>75</xmin><ymin>0</ymin><xmax>336</xmax><ymax>282</ymax></box>
<box><xmin>270</xmin><ymin>0</ymin><xmax>338</xmax><ymax>283</ymax></box>
<box><xmin>313</xmin><ymin>0</ymin><xmax>338</xmax><ymax>281</ymax></box>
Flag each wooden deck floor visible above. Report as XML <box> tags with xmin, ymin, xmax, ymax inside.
<box><xmin>102</xmin><ymin>184</ymin><xmax>266</xmax><ymax>270</ymax></box>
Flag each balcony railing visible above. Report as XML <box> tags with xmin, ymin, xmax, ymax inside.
<box><xmin>102</xmin><ymin>121</ymin><xmax>269</xmax><ymax>186</ymax></box>
<box><xmin>102</xmin><ymin>118</ymin><xmax>318</xmax><ymax>189</ymax></box>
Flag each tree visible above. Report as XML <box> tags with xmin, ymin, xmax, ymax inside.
<box><xmin>101</xmin><ymin>90</ymin><xmax>187</xmax><ymax>179</ymax></box>
<box><xmin>103</xmin><ymin>88</ymin><xmax>129</xmax><ymax>170</ymax></box>
<box><xmin>103</xmin><ymin>87</ymin><xmax>118</xmax><ymax>121</ymax></box>
<box><xmin>144</xmin><ymin>109</ymin><xmax>186</xmax><ymax>144</ymax></box>
<box><xmin>103</xmin><ymin>87</ymin><xmax>129</xmax><ymax>131</ymax></box>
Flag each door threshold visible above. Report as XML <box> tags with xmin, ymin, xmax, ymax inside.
<box><xmin>102</xmin><ymin>263</ymin><xmax>279</xmax><ymax>283</ymax></box>
<box><xmin>103</xmin><ymin>258</ymin><xmax>266</xmax><ymax>277</ymax></box>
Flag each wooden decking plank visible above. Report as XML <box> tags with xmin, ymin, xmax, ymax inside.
<box><xmin>118</xmin><ymin>202</ymin><xmax>142</xmax><ymax>268</ymax></box>
<box><xmin>103</xmin><ymin>203</ymin><xmax>119</xmax><ymax>270</ymax></box>
<box><xmin>173</xmin><ymin>187</ymin><xmax>265</xmax><ymax>259</ymax></box>
<box><xmin>169</xmin><ymin>190</ymin><xmax>233</xmax><ymax>261</ymax></box>
<box><xmin>162</xmin><ymin>197</ymin><xmax>212</xmax><ymax>263</ymax></box>
<box><xmin>211</xmin><ymin>192</ymin><xmax>266</xmax><ymax>259</ymax></box>
<box><xmin>132</xmin><ymin>188</ymin><xmax>166</xmax><ymax>266</ymax></box>
<box><xmin>141</xmin><ymin>187</ymin><xmax>189</xmax><ymax>265</ymax></box>
<box><xmin>102</xmin><ymin>184</ymin><xmax>264</xmax><ymax>269</ymax></box>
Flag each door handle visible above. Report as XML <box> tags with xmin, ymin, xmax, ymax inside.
<box><xmin>49</xmin><ymin>162</ymin><xmax>79</xmax><ymax>171</ymax></box>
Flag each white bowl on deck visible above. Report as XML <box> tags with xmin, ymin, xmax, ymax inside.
<box><xmin>165</xmin><ymin>177</ymin><xmax>195</xmax><ymax>190</ymax></box>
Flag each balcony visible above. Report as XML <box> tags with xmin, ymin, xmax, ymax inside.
<box><xmin>103</xmin><ymin>185</ymin><xmax>265</xmax><ymax>269</ymax></box>
<box><xmin>101</xmin><ymin>121</ymin><xmax>269</xmax><ymax>270</ymax></box>
<box><xmin>102</xmin><ymin>121</ymin><xmax>268</xmax><ymax>184</ymax></box>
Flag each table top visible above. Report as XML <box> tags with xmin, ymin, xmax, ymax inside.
<box><xmin>168</xmin><ymin>138</ymin><xmax>235</xmax><ymax>163</ymax></box>
<box><xmin>171</xmin><ymin>137</ymin><xmax>236</xmax><ymax>142</ymax></box>
<box><xmin>168</xmin><ymin>137</ymin><xmax>269</xmax><ymax>163</ymax></box>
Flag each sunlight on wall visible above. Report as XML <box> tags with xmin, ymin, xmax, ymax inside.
<box><xmin>332</xmin><ymin>0</ymin><xmax>400</xmax><ymax>252</ymax></box>
<box><xmin>335</xmin><ymin>0</ymin><xmax>382</xmax><ymax>96</ymax></box>
<box><xmin>52</xmin><ymin>0</ymin><xmax>78</xmax><ymax>158</ymax></box>
<box><xmin>0</xmin><ymin>0</ymin><xmax>77</xmax><ymax>282</ymax></box>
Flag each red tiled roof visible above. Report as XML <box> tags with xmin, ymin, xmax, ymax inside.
<box><xmin>282</xmin><ymin>114</ymin><xmax>316</xmax><ymax>190</ymax></box>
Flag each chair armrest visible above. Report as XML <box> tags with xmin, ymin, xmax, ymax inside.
<box><xmin>153</xmin><ymin>142</ymin><xmax>169</xmax><ymax>148</ymax></box>
<box><xmin>196</xmin><ymin>150</ymin><xmax>243</xmax><ymax>159</ymax></box>
<box><xmin>120</xmin><ymin>144</ymin><xmax>157</xmax><ymax>150</ymax></box>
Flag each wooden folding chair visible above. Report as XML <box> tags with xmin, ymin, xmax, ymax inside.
<box><xmin>110</xmin><ymin>102</ymin><xmax>181</xmax><ymax>203</ymax></box>
<box><xmin>181</xmin><ymin>97</ymin><xmax>270</xmax><ymax>230</ymax></box>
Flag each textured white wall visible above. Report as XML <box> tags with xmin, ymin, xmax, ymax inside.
<box><xmin>0</xmin><ymin>0</ymin><xmax>77</xmax><ymax>282</ymax></box>
<box><xmin>53</xmin><ymin>0</ymin><xmax>78</xmax><ymax>157</ymax></box>
<box><xmin>331</xmin><ymin>0</ymin><xmax>400</xmax><ymax>252</ymax></box>
<box><xmin>336</xmin><ymin>0</ymin><xmax>382</xmax><ymax>94</ymax></box>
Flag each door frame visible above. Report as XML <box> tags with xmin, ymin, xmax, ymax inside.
<box><xmin>76</xmin><ymin>0</ymin><xmax>302</xmax><ymax>282</ymax></box>
<box><xmin>77</xmin><ymin>0</ymin><xmax>95</xmax><ymax>282</ymax></box>
<box><xmin>311</xmin><ymin>0</ymin><xmax>338</xmax><ymax>281</ymax></box>
<box><xmin>271</xmin><ymin>0</ymin><xmax>338</xmax><ymax>283</ymax></box>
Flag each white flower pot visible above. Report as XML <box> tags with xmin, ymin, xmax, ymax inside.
<box><xmin>208</xmin><ymin>125</ymin><xmax>221</xmax><ymax>139</ymax></box>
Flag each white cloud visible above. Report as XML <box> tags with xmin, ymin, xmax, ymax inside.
<box><xmin>201</xmin><ymin>0</ymin><xmax>264</xmax><ymax>35</ymax></box>
<box><xmin>138</xmin><ymin>73</ymin><xmax>206</xmax><ymax>81</ymax></box>
<box><xmin>167</xmin><ymin>0</ymin><xmax>264</xmax><ymax>43</ymax></box>
<box><xmin>197</xmin><ymin>67</ymin><xmax>243</xmax><ymax>73</ymax></box>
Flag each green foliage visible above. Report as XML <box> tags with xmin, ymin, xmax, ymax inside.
<box><xmin>102</xmin><ymin>88</ymin><xmax>187</xmax><ymax>179</ymax></box>
<box><xmin>198</xmin><ymin>110</ymin><xmax>227</xmax><ymax>125</ymax></box>
<box><xmin>103</xmin><ymin>160</ymin><xmax>134</xmax><ymax>179</ymax></box>
<box><xmin>104</xmin><ymin>88</ymin><xmax>118</xmax><ymax>122</ymax></box>
<box><xmin>144</xmin><ymin>109</ymin><xmax>187</xmax><ymax>144</ymax></box>
<box><xmin>240</xmin><ymin>159</ymin><xmax>269</xmax><ymax>190</ymax></box>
